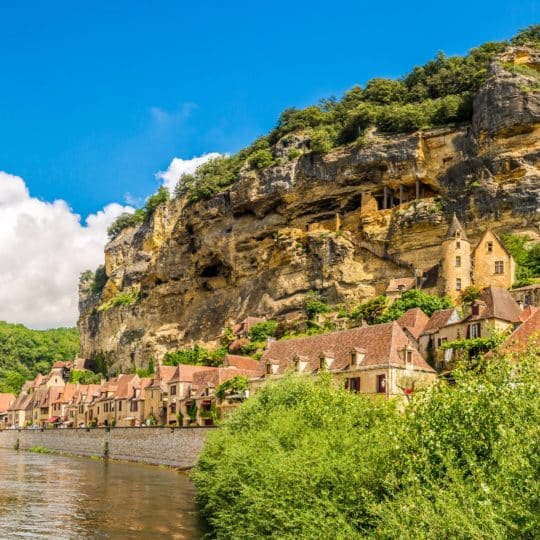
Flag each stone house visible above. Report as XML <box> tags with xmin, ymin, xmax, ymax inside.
<box><xmin>421</xmin><ymin>286</ymin><xmax>522</xmax><ymax>370</ymax></box>
<box><xmin>498</xmin><ymin>307</ymin><xmax>540</xmax><ymax>355</ymax></box>
<box><xmin>187</xmin><ymin>365</ymin><xmax>258</xmax><ymax>426</ymax></box>
<box><xmin>143</xmin><ymin>365</ymin><xmax>177</xmax><ymax>426</ymax></box>
<box><xmin>165</xmin><ymin>365</ymin><xmax>219</xmax><ymax>426</ymax></box>
<box><xmin>112</xmin><ymin>374</ymin><xmax>140</xmax><ymax>427</ymax></box>
<box><xmin>388</xmin><ymin>214</ymin><xmax>516</xmax><ymax>304</ymax></box>
<box><xmin>256</xmin><ymin>321</ymin><xmax>436</xmax><ymax>400</ymax></box>
<box><xmin>510</xmin><ymin>283</ymin><xmax>540</xmax><ymax>308</ymax></box>
<box><xmin>0</xmin><ymin>393</ymin><xmax>15</xmax><ymax>429</ymax></box>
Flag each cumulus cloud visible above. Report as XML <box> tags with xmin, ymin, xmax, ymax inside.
<box><xmin>156</xmin><ymin>152</ymin><xmax>221</xmax><ymax>192</ymax></box>
<box><xmin>0</xmin><ymin>171</ymin><xmax>132</xmax><ymax>329</ymax></box>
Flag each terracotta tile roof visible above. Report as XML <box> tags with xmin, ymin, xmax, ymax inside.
<box><xmin>113</xmin><ymin>374</ymin><xmax>138</xmax><ymax>400</ymax></box>
<box><xmin>423</xmin><ymin>308</ymin><xmax>460</xmax><ymax>334</ymax></box>
<box><xmin>260</xmin><ymin>322</ymin><xmax>434</xmax><ymax>375</ymax></box>
<box><xmin>501</xmin><ymin>308</ymin><xmax>540</xmax><ymax>353</ymax></box>
<box><xmin>169</xmin><ymin>364</ymin><xmax>218</xmax><ymax>383</ymax></box>
<box><xmin>397</xmin><ymin>308</ymin><xmax>430</xmax><ymax>340</ymax></box>
<box><xmin>9</xmin><ymin>392</ymin><xmax>29</xmax><ymax>411</ymax></box>
<box><xmin>0</xmin><ymin>393</ymin><xmax>15</xmax><ymax>413</ymax></box>
<box><xmin>52</xmin><ymin>361</ymin><xmax>69</xmax><ymax>369</ymax></box>
<box><xmin>138</xmin><ymin>377</ymin><xmax>152</xmax><ymax>399</ymax></box>
<box><xmin>466</xmin><ymin>286</ymin><xmax>522</xmax><ymax>324</ymax></box>
<box><xmin>386</xmin><ymin>277</ymin><xmax>416</xmax><ymax>293</ymax></box>
<box><xmin>52</xmin><ymin>383</ymin><xmax>78</xmax><ymax>404</ymax></box>
<box><xmin>519</xmin><ymin>305</ymin><xmax>538</xmax><ymax>322</ymax></box>
<box><xmin>510</xmin><ymin>283</ymin><xmax>540</xmax><ymax>292</ymax></box>
<box><xmin>192</xmin><ymin>367</ymin><xmax>256</xmax><ymax>396</ymax></box>
<box><xmin>223</xmin><ymin>354</ymin><xmax>260</xmax><ymax>371</ymax></box>
<box><xmin>156</xmin><ymin>365</ymin><xmax>178</xmax><ymax>384</ymax></box>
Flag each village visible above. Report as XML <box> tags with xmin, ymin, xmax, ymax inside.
<box><xmin>1</xmin><ymin>215</ymin><xmax>539</xmax><ymax>432</ymax></box>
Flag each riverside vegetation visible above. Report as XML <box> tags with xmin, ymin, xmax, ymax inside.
<box><xmin>193</xmin><ymin>349</ymin><xmax>540</xmax><ymax>539</ymax></box>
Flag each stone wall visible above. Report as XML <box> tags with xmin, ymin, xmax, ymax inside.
<box><xmin>0</xmin><ymin>426</ymin><xmax>214</xmax><ymax>468</ymax></box>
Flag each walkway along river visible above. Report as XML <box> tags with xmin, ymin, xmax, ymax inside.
<box><xmin>0</xmin><ymin>448</ymin><xmax>207</xmax><ymax>539</ymax></box>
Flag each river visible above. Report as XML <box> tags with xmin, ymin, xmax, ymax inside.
<box><xmin>0</xmin><ymin>448</ymin><xmax>206</xmax><ymax>539</ymax></box>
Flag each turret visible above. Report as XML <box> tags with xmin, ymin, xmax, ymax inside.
<box><xmin>440</xmin><ymin>214</ymin><xmax>471</xmax><ymax>302</ymax></box>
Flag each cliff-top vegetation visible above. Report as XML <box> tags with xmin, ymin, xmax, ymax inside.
<box><xmin>104</xmin><ymin>26</ymin><xmax>539</xmax><ymax>239</ymax></box>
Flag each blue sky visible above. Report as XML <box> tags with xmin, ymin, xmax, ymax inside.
<box><xmin>0</xmin><ymin>1</ymin><xmax>537</xmax><ymax>218</ymax></box>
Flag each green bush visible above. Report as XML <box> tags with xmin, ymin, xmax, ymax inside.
<box><xmin>107</xmin><ymin>209</ymin><xmax>145</xmax><ymax>239</ymax></box>
<box><xmin>248</xmin><ymin>148</ymin><xmax>274</xmax><ymax>169</ymax></box>
<box><xmin>304</xmin><ymin>291</ymin><xmax>331</xmax><ymax>319</ymax></box>
<box><xmin>69</xmin><ymin>370</ymin><xmax>102</xmax><ymax>385</ymax></box>
<box><xmin>194</xmin><ymin>351</ymin><xmax>540</xmax><ymax>539</ymax></box>
<box><xmin>215</xmin><ymin>375</ymin><xmax>249</xmax><ymax>400</ymax></box>
<box><xmin>363</xmin><ymin>77</ymin><xmax>408</xmax><ymax>105</ymax></box>
<box><xmin>379</xmin><ymin>289</ymin><xmax>453</xmax><ymax>322</ymax></box>
<box><xmin>247</xmin><ymin>321</ymin><xmax>278</xmax><ymax>342</ymax></box>
<box><xmin>350</xmin><ymin>295</ymin><xmax>388</xmax><ymax>325</ymax></box>
<box><xmin>163</xmin><ymin>344</ymin><xmax>226</xmax><ymax>367</ymax></box>
<box><xmin>97</xmin><ymin>291</ymin><xmax>140</xmax><ymax>312</ymax></box>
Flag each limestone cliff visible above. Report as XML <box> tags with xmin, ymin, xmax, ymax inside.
<box><xmin>79</xmin><ymin>47</ymin><xmax>540</xmax><ymax>372</ymax></box>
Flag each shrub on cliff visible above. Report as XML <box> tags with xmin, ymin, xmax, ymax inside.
<box><xmin>193</xmin><ymin>351</ymin><xmax>540</xmax><ymax>539</ymax></box>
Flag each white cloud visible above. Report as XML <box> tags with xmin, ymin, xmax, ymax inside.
<box><xmin>156</xmin><ymin>152</ymin><xmax>221</xmax><ymax>192</ymax></box>
<box><xmin>0</xmin><ymin>171</ymin><xmax>133</xmax><ymax>329</ymax></box>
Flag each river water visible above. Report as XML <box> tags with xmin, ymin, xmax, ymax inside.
<box><xmin>0</xmin><ymin>448</ymin><xmax>206</xmax><ymax>539</ymax></box>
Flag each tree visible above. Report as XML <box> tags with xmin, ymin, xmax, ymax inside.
<box><xmin>248</xmin><ymin>321</ymin><xmax>278</xmax><ymax>342</ymax></box>
<box><xmin>350</xmin><ymin>296</ymin><xmax>388</xmax><ymax>325</ymax></box>
<box><xmin>363</xmin><ymin>78</ymin><xmax>408</xmax><ymax>105</ymax></box>
<box><xmin>379</xmin><ymin>289</ymin><xmax>453</xmax><ymax>322</ymax></box>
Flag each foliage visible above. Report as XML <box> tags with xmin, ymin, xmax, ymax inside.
<box><xmin>439</xmin><ymin>332</ymin><xmax>507</xmax><ymax>362</ymax></box>
<box><xmin>69</xmin><ymin>370</ymin><xmax>102</xmax><ymax>385</ymax></box>
<box><xmin>134</xmin><ymin>359</ymin><xmax>154</xmax><ymax>378</ymax></box>
<box><xmin>215</xmin><ymin>375</ymin><xmax>249</xmax><ymax>400</ymax></box>
<box><xmin>349</xmin><ymin>295</ymin><xmax>388</xmax><ymax>325</ymax></box>
<box><xmin>107</xmin><ymin>186</ymin><xmax>169</xmax><ymax>239</ymax></box>
<box><xmin>379</xmin><ymin>289</ymin><xmax>453</xmax><ymax>322</ymax></box>
<box><xmin>194</xmin><ymin>351</ymin><xmax>540</xmax><ymax>539</ymax></box>
<box><xmin>29</xmin><ymin>446</ymin><xmax>51</xmax><ymax>454</ymax></box>
<box><xmin>106</xmin><ymin>210</ymin><xmax>145</xmax><ymax>239</ymax></box>
<box><xmin>97</xmin><ymin>290</ymin><xmax>140</xmax><ymax>311</ymax></box>
<box><xmin>304</xmin><ymin>290</ymin><xmax>331</xmax><ymax>319</ymax></box>
<box><xmin>510</xmin><ymin>24</ymin><xmax>540</xmax><ymax>48</ymax></box>
<box><xmin>247</xmin><ymin>320</ymin><xmax>278</xmax><ymax>342</ymax></box>
<box><xmin>502</xmin><ymin>233</ymin><xmax>540</xmax><ymax>283</ymax></box>
<box><xmin>0</xmin><ymin>322</ymin><xmax>79</xmax><ymax>393</ymax></box>
<box><xmin>248</xmin><ymin>148</ymin><xmax>274</xmax><ymax>170</ymax></box>
<box><xmin>459</xmin><ymin>285</ymin><xmax>482</xmax><ymax>304</ymax></box>
<box><xmin>163</xmin><ymin>344</ymin><xmax>226</xmax><ymax>367</ymax></box>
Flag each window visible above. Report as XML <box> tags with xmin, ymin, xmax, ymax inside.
<box><xmin>376</xmin><ymin>374</ymin><xmax>386</xmax><ymax>394</ymax></box>
<box><xmin>118</xmin><ymin>401</ymin><xmax>122</xmax><ymax>412</ymax></box>
<box><xmin>495</xmin><ymin>261</ymin><xmax>504</xmax><ymax>274</ymax></box>
<box><xmin>469</xmin><ymin>323</ymin><xmax>481</xmax><ymax>339</ymax></box>
<box><xmin>345</xmin><ymin>377</ymin><xmax>361</xmax><ymax>393</ymax></box>
<box><xmin>397</xmin><ymin>284</ymin><xmax>405</xmax><ymax>292</ymax></box>
<box><xmin>265</xmin><ymin>363</ymin><xmax>272</xmax><ymax>376</ymax></box>
<box><xmin>456</xmin><ymin>278</ymin><xmax>462</xmax><ymax>291</ymax></box>
<box><xmin>455</xmin><ymin>231</ymin><xmax>461</xmax><ymax>239</ymax></box>
<box><xmin>487</xmin><ymin>241</ymin><xmax>493</xmax><ymax>252</ymax></box>
<box><xmin>455</xmin><ymin>255</ymin><xmax>461</xmax><ymax>267</ymax></box>
<box><xmin>104</xmin><ymin>403</ymin><xmax>108</xmax><ymax>413</ymax></box>
<box><xmin>405</xmin><ymin>348</ymin><xmax>413</xmax><ymax>364</ymax></box>
<box><xmin>130</xmin><ymin>401</ymin><xmax>138</xmax><ymax>412</ymax></box>
<box><xmin>525</xmin><ymin>293</ymin><xmax>532</xmax><ymax>307</ymax></box>
<box><xmin>437</xmin><ymin>337</ymin><xmax>448</xmax><ymax>347</ymax></box>
<box><xmin>456</xmin><ymin>241</ymin><xmax>461</xmax><ymax>249</ymax></box>
<box><xmin>170</xmin><ymin>385</ymin><xmax>177</xmax><ymax>396</ymax></box>
<box><xmin>170</xmin><ymin>403</ymin><xmax>176</xmax><ymax>414</ymax></box>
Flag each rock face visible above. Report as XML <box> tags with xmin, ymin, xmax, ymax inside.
<box><xmin>78</xmin><ymin>48</ymin><xmax>540</xmax><ymax>373</ymax></box>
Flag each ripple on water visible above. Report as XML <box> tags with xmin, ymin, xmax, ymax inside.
<box><xmin>0</xmin><ymin>449</ymin><xmax>206</xmax><ymax>539</ymax></box>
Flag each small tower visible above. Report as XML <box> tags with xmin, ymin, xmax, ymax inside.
<box><xmin>440</xmin><ymin>213</ymin><xmax>472</xmax><ymax>302</ymax></box>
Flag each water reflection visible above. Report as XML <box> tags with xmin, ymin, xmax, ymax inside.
<box><xmin>0</xmin><ymin>449</ymin><xmax>205</xmax><ymax>539</ymax></box>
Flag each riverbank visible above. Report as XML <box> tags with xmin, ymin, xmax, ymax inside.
<box><xmin>0</xmin><ymin>426</ymin><xmax>214</xmax><ymax>468</ymax></box>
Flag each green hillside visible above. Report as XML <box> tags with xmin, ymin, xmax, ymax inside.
<box><xmin>0</xmin><ymin>322</ymin><xmax>79</xmax><ymax>394</ymax></box>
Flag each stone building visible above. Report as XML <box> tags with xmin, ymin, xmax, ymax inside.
<box><xmin>255</xmin><ymin>322</ymin><xmax>436</xmax><ymax>399</ymax></box>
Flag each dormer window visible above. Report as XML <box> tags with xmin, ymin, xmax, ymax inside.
<box><xmin>404</xmin><ymin>346</ymin><xmax>413</xmax><ymax>365</ymax></box>
<box><xmin>265</xmin><ymin>363</ymin><xmax>272</xmax><ymax>376</ymax></box>
<box><xmin>455</xmin><ymin>231</ymin><xmax>461</xmax><ymax>239</ymax></box>
<box><xmin>319</xmin><ymin>355</ymin><xmax>325</xmax><ymax>371</ymax></box>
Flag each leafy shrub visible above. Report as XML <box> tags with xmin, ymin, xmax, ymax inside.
<box><xmin>107</xmin><ymin>209</ymin><xmax>145</xmax><ymax>239</ymax></box>
<box><xmin>510</xmin><ymin>24</ymin><xmax>540</xmax><ymax>48</ymax></box>
<box><xmin>304</xmin><ymin>291</ymin><xmax>331</xmax><ymax>319</ymax></box>
<box><xmin>163</xmin><ymin>344</ymin><xmax>227</xmax><ymax>367</ymax></box>
<box><xmin>350</xmin><ymin>295</ymin><xmax>388</xmax><ymax>325</ymax></box>
<box><xmin>248</xmin><ymin>148</ymin><xmax>274</xmax><ymax>170</ymax></box>
<box><xmin>363</xmin><ymin>77</ymin><xmax>408</xmax><ymax>105</ymax></box>
<box><xmin>215</xmin><ymin>375</ymin><xmax>249</xmax><ymax>399</ymax></box>
<box><xmin>194</xmin><ymin>351</ymin><xmax>540</xmax><ymax>539</ymax></box>
<box><xmin>459</xmin><ymin>285</ymin><xmax>482</xmax><ymax>304</ymax></box>
<box><xmin>97</xmin><ymin>291</ymin><xmax>140</xmax><ymax>311</ymax></box>
<box><xmin>69</xmin><ymin>370</ymin><xmax>102</xmax><ymax>385</ymax></box>
<box><xmin>380</xmin><ymin>289</ymin><xmax>453</xmax><ymax>322</ymax></box>
<box><xmin>247</xmin><ymin>321</ymin><xmax>278</xmax><ymax>342</ymax></box>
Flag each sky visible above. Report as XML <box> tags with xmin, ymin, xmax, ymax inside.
<box><xmin>0</xmin><ymin>1</ymin><xmax>536</xmax><ymax>328</ymax></box>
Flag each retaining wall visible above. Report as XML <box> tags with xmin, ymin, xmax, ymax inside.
<box><xmin>0</xmin><ymin>426</ymin><xmax>214</xmax><ymax>468</ymax></box>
